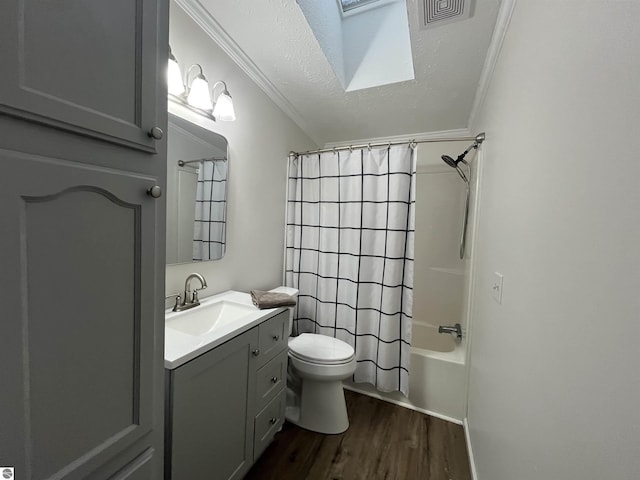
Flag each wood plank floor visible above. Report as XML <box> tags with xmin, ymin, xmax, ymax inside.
<box><xmin>244</xmin><ymin>390</ymin><xmax>471</xmax><ymax>480</ymax></box>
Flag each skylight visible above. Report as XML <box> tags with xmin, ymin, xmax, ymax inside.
<box><xmin>298</xmin><ymin>0</ymin><xmax>415</xmax><ymax>91</ymax></box>
<box><xmin>340</xmin><ymin>0</ymin><xmax>380</xmax><ymax>13</ymax></box>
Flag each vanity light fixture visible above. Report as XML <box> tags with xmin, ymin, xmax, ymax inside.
<box><xmin>167</xmin><ymin>46</ymin><xmax>236</xmax><ymax>122</ymax></box>
<box><xmin>211</xmin><ymin>81</ymin><xmax>236</xmax><ymax>122</ymax></box>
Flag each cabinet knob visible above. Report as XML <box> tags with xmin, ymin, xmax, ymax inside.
<box><xmin>272</xmin><ymin>334</ymin><xmax>280</xmax><ymax>341</ymax></box>
<box><xmin>252</xmin><ymin>349</ymin><xmax>260</xmax><ymax>357</ymax></box>
<box><xmin>271</xmin><ymin>376</ymin><xmax>278</xmax><ymax>383</ymax></box>
<box><xmin>148</xmin><ymin>126</ymin><xmax>164</xmax><ymax>140</ymax></box>
<box><xmin>147</xmin><ymin>185</ymin><xmax>162</xmax><ymax>198</ymax></box>
<box><xmin>270</xmin><ymin>417</ymin><xmax>278</xmax><ymax>425</ymax></box>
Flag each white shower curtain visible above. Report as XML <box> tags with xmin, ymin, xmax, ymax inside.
<box><xmin>193</xmin><ymin>159</ymin><xmax>227</xmax><ymax>261</ymax></box>
<box><xmin>285</xmin><ymin>144</ymin><xmax>416</xmax><ymax>395</ymax></box>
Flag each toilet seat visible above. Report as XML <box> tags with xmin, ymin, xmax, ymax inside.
<box><xmin>288</xmin><ymin>333</ymin><xmax>355</xmax><ymax>365</ymax></box>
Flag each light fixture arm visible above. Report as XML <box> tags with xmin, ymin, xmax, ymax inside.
<box><xmin>211</xmin><ymin>81</ymin><xmax>231</xmax><ymax>101</ymax></box>
<box><xmin>168</xmin><ymin>46</ymin><xmax>177</xmax><ymax>63</ymax></box>
<box><xmin>185</xmin><ymin>64</ymin><xmax>206</xmax><ymax>91</ymax></box>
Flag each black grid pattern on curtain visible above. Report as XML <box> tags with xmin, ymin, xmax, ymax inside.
<box><xmin>193</xmin><ymin>159</ymin><xmax>227</xmax><ymax>261</ymax></box>
<box><xmin>285</xmin><ymin>145</ymin><xmax>415</xmax><ymax>394</ymax></box>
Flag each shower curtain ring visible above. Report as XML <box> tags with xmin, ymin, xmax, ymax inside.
<box><xmin>367</xmin><ymin>143</ymin><xmax>372</xmax><ymax>151</ymax></box>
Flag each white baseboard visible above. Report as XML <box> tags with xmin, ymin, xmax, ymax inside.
<box><xmin>343</xmin><ymin>383</ymin><xmax>463</xmax><ymax>426</ymax></box>
<box><xmin>463</xmin><ymin>418</ymin><xmax>479</xmax><ymax>480</ymax></box>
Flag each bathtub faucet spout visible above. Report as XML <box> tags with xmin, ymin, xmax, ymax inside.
<box><xmin>438</xmin><ymin>323</ymin><xmax>462</xmax><ymax>341</ymax></box>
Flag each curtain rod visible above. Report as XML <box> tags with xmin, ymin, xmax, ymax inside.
<box><xmin>289</xmin><ymin>135</ymin><xmax>477</xmax><ymax>157</ymax></box>
<box><xmin>178</xmin><ymin>156</ymin><xmax>226</xmax><ymax>167</ymax></box>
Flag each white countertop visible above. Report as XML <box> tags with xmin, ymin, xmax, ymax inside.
<box><xmin>164</xmin><ymin>290</ymin><xmax>286</xmax><ymax>370</ymax></box>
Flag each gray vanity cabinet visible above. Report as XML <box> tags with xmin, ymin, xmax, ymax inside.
<box><xmin>166</xmin><ymin>329</ymin><xmax>259</xmax><ymax>480</ymax></box>
<box><xmin>0</xmin><ymin>1</ymin><xmax>168</xmax><ymax>478</ymax></box>
<box><xmin>165</xmin><ymin>310</ymin><xmax>289</xmax><ymax>480</ymax></box>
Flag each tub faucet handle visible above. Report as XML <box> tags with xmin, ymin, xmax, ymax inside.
<box><xmin>438</xmin><ymin>323</ymin><xmax>462</xmax><ymax>341</ymax></box>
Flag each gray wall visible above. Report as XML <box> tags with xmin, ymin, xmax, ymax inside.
<box><xmin>166</xmin><ymin>2</ymin><xmax>316</xmax><ymax>299</ymax></box>
<box><xmin>467</xmin><ymin>1</ymin><xmax>640</xmax><ymax>479</ymax></box>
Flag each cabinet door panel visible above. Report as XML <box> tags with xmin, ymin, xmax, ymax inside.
<box><xmin>0</xmin><ymin>150</ymin><xmax>160</xmax><ymax>479</ymax></box>
<box><xmin>0</xmin><ymin>0</ymin><xmax>160</xmax><ymax>152</ymax></box>
<box><xmin>168</xmin><ymin>329</ymin><xmax>258</xmax><ymax>480</ymax></box>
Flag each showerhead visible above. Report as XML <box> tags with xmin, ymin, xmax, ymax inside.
<box><xmin>441</xmin><ymin>154</ymin><xmax>458</xmax><ymax>169</ymax></box>
<box><xmin>441</xmin><ymin>151</ymin><xmax>471</xmax><ymax>182</ymax></box>
<box><xmin>441</xmin><ymin>153</ymin><xmax>469</xmax><ymax>182</ymax></box>
<box><xmin>440</xmin><ymin>132</ymin><xmax>485</xmax><ymax>182</ymax></box>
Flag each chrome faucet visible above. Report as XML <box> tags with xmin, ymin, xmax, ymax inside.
<box><xmin>438</xmin><ymin>323</ymin><xmax>462</xmax><ymax>341</ymax></box>
<box><xmin>172</xmin><ymin>273</ymin><xmax>208</xmax><ymax>312</ymax></box>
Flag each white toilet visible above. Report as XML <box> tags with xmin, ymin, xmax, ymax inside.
<box><xmin>270</xmin><ymin>287</ymin><xmax>357</xmax><ymax>434</ymax></box>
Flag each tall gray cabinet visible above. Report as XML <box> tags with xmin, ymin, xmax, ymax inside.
<box><xmin>0</xmin><ymin>1</ymin><xmax>168</xmax><ymax>479</ymax></box>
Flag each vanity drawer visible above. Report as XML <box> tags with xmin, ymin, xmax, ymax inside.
<box><xmin>254</xmin><ymin>390</ymin><xmax>286</xmax><ymax>460</ymax></box>
<box><xmin>255</xmin><ymin>350</ymin><xmax>287</xmax><ymax>412</ymax></box>
<box><xmin>256</xmin><ymin>310</ymin><xmax>288</xmax><ymax>368</ymax></box>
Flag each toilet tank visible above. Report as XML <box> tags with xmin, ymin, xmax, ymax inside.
<box><xmin>268</xmin><ymin>286</ymin><xmax>298</xmax><ymax>335</ymax></box>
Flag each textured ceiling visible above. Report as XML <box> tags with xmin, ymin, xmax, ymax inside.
<box><xmin>190</xmin><ymin>0</ymin><xmax>501</xmax><ymax>145</ymax></box>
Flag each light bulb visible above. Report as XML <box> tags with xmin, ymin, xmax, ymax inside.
<box><xmin>167</xmin><ymin>57</ymin><xmax>185</xmax><ymax>96</ymax></box>
<box><xmin>213</xmin><ymin>91</ymin><xmax>236</xmax><ymax>121</ymax></box>
<box><xmin>187</xmin><ymin>75</ymin><xmax>212</xmax><ymax>110</ymax></box>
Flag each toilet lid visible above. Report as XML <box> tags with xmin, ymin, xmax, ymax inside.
<box><xmin>289</xmin><ymin>333</ymin><xmax>355</xmax><ymax>365</ymax></box>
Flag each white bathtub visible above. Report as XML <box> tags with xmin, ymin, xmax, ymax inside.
<box><xmin>344</xmin><ymin>322</ymin><xmax>467</xmax><ymax>423</ymax></box>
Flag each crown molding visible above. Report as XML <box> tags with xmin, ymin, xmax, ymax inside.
<box><xmin>322</xmin><ymin>128</ymin><xmax>473</xmax><ymax>148</ymax></box>
<box><xmin>174</xmin><ymin>0</ymin><xmax>322</xmax><ymax>145</ymax></box>
<box><xmin>467</xmin><ymin>0</ymin><xmax>518</xmax><ymax>130</ymax></box>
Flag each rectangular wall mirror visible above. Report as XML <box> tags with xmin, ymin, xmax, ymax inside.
<box><xmin>166</xmin><ymin>113</ymin><xmax>229</xmax><ymax>264</ymax></box>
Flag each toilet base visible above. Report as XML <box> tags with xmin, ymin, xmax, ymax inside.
<box><xmin>285</xmin><ymin>379</ymin><xmax>349</xmax><ymax>434</ymax></box>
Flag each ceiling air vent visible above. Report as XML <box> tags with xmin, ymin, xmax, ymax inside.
<box><xmin>420</xmin><ymin>0</ymin><xmax>474</xmax><ymax>28</ymax></box>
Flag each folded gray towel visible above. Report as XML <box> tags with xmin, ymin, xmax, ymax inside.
<box><xmin>250</xmin><ymin>290</ymin><xmax>297</xmax><ymax>309</ymax></box>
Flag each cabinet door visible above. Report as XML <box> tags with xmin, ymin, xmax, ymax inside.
<box><xmin>0</xmin><ymin>152</ymin><xmax>163</xmax><ymax>479</ymax></box>
<box><xmin>168</xmin><ymin>329</ymin><xmax>259</xmax><ymax>480</ymax></box>
<box><xmin>0</xmin><ymin>0</ymin><xmax>161</xmax><ymax>153</ymax></box>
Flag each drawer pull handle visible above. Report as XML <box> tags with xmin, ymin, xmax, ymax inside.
<box><xmin>271</xmin><ymin>376</ymin><xmax>278</xmax><ymax>383</ymax></box>
<box><xmin>270</xmin><ymin>417</ymin><xmax>278</xmax><ymax>425</ymax></box>
<box><xmin>272</xmin><ymin>334</ymin><xmax>280</xmax><ymax>341</ymax></box>
<box><xmin>252</xmin><ymin>349</ymin><xmax>260</xmax><ymax>356</ymax></box>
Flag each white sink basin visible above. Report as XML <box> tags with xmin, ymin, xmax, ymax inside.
<box><xmin>164</xmin><ymin>290</ymin><xmax>285</xmax><ymax>370</ymax></box>
<box><xmin>166</xmin><ymin>299</ymin><xmax>255</xmax><ymax>336</ymax></box>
